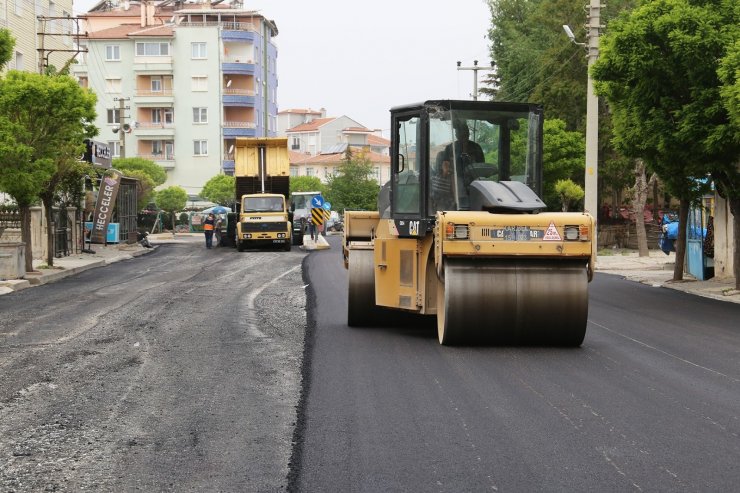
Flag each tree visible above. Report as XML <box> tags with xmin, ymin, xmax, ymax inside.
<box><xmin>155</xmin><ymin>186</ymin><xmax>187</xmax><ymax>234</ymax></box>
<box><xmin>200</xmin><ymin>174</ymin><xmax>236</xmax><ymax>207</ymax></box>
<box><xmin>542</xmin><ymin>119</ymin><xmax>584</xmax><ymax>209</ymax></box>
<box><xmin>290</xmin><ymin>176</ymin><xmax>325</xmax><ymax>195</ymax></box>
<box><xmin>113</xmin><ymin>157</ymin><xmax>167</xmax><ymax>187</ymax></box>
<box><xmin>630</xmin><ymin>160</ymin><xmax>658</xmax><ymax>257</ymax></box>
<box><xmin>0</xmin><ymin>71</ymin><xmax>97</xmax><ymax>271</ymax></box>
<box><xmin>592</xmin><ymin>0</ymin><xmax>740</xmax><ymax>283</ymax></box>
<box><xmin>554</xmin><ymin>179</ymin><xmax>584</xmax><ymax>212</ymax></box>
<box><xmin>0</xmin><ymin>29</ymin><xmax>14</xmax><ymax>69</ymax></box>
<box><xmin>325</xmin><ymin>152</ymin><xmax>379</xmax><ymax>212</ymax></box>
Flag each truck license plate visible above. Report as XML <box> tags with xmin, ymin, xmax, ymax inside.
<box><xmin>491</xmin><ymin>227</ymin><xmax>543</xmax><ymax>241</ymax></box>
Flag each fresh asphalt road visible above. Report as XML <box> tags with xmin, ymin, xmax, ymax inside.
<box><xmin>294</xmin><ymin>235</ymin><xmax>740</xmax><ymax>492</ymax></box>
<box><xmin>0</xmin><ymin>241</ymin><xmax>306</xmax><ymax>492</ymax></box>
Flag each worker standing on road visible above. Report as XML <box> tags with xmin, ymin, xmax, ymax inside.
<box><xmin>203</xmin><ymin>213</ymin><xmax>216</xmax><ymax>249</ymax></box>
<box><xmin>214</xmin><ymin>216</ymin><xmax>223</xmax><ymax>247</ymax></box>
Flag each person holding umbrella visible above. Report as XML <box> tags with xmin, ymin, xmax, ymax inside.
<box><xmin>203</xmin><ymin>213</ymin><xmax>216</xmax><ymax>249</ymax></box>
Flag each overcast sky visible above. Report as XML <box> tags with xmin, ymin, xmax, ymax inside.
<box><xmin>74</xmin><ymin>0</ymin><xmax>493</xmax><ymax>136</ymax></box>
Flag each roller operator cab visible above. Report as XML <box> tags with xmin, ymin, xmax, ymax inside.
<box><xmin>343</xmin><ymin>100</ymin><xmax>595</xmax><ymax>346</ymax></box>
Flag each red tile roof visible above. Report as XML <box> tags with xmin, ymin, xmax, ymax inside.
<box><xmin>287</xmin><ymin>117</ymin><xmax>335</xmax><ymax>132</ymax></box>
<box><xmin>278</xmin><ymin>108</ymin><xmax>323</xmax><ymax>115</ymax></box>
<box><xmin>86</xmin><ymin>23</ymin><xmax>174</xmax><ymax>39</ymax></box>
<box><xmin>367</xmin><ymin>134</ymin><xmax>390</xmax><ymax>147</ymax></box>
<box><xmin>294</xmin><ymin>149</ymin><xmax>389</xmax><ymax>165</ymax></box>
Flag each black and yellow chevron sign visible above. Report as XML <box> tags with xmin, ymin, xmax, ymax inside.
<box><xmin>311</xmin><ymin>207</ymin><xmax>330</xmax><ymax>225</ymax></box>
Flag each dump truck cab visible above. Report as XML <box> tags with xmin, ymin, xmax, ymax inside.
<box><xmin>236</xmin><ymin>193</ymin><xmax>291</xmax><ymax>251</ymax></box>
<box><xmin>344</xmin><ymin>100</ymin><xmax>595</xmax><ymax>345</ymax></box>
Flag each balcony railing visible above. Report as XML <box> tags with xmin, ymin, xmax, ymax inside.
<box><xmin>223</xmin><ymin>121</ymin><xmax>256</xmax><ymax>128</ymax></box>
<box><xmin>139</xmin><ymin>153</ymin><xmax>175</xmax><ymax>161</ymax></box>
<box><xmin>223</xmin><ymin>88</ymin><xmax>255</xmax><ymax>96</ymax></box>
<box><xmin>135</xmin><ymin>89</ymin><xmax>173</xmax><ymax>97</ymax></box>
<box><xmin>179</xmin><ymin>21</ymin><xmax>257</xmax><ymax>32</ymax></box>
<box><xmin>137</xmin><ymin>122</ymin><xmax>175</xmax><ymax>129</ymax></box>
<box><xmin>223</xmin><ymin>56</ymin><xmax>254</xmax><ymax>64</ymax></box>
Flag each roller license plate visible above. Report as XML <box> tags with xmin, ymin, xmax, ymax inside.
<box><xmin>491</xmin><ymin>226</ymin><xmax>544</xmax><ymax>241</ymax></box>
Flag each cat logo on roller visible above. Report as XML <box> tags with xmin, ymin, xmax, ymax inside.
<box><xmin>342</xmin><ymin>100</ymin><xmax>595</xmax><ymax>346</ymax></box>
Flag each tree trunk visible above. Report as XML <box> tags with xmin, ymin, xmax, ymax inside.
<box><xmin>633</xmin><ymin>160</ymin><xmax>650</xmax><ymax>257</ymax></box>
<box><xmin>673</xmin><ymin>198</ymin><xmax>690</xmax><ymax>281</ymax></box>
<box><xmin>42</xmin><ymin>196</ymin><xmax>55</xmax><ymax>267</ymax></box>
<box><xmin>20</xmin><ymin>205</ymin><xmax>34</xmax><ymax>273</ymax></box>
<box><xmin>729</xmin><ymin>196</ymin><xmax>740</xmax><ymax>291</ymax></box>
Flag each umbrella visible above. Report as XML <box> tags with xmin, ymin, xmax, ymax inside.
<box><xmin>204</xmin><ymin>206</ymin><xmax>231</xmax><ymax>214</ymax></box>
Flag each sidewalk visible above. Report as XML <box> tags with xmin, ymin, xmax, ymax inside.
<box><xmin>2</xmin><ymin>239</ymin><xmax>738</xmax><ymax>304</ymax></box>
<box><xmin>595</xmin><ymin>249</ymin><xmax>740</xmax><ymax>304</ymax></box>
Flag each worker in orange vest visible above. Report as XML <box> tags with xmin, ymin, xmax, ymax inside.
<box><xmin>203</xmin><ymin>213</ymin><xmax>216</xmax><ymax>249</ymax></box>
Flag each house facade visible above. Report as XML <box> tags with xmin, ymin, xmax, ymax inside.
<box><xmin>285</xmin><ymin>115</ymin><xmax>391</xmax><ymax>185</ymax></box>
<box><xmin>72</xmin><ymin>0</ymin><xmax>279</xmax><ymax>196</ymax></box>
<box><xmin>1</xmin><ymin>0</ymin><xmax>75</xmax><ymax>74</ymax></box>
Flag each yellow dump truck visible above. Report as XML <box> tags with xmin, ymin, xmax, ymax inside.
<box><xmin>343</xmin><ymin>100</ymin><xmax>595</xmax><ymax>345</ymax></box>
<box><xmin>233</xmin><ymin>137</ymin><xmax>291</xmax><ymax>251</ymax></box>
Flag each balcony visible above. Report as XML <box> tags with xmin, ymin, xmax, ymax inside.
<box><xmin>222</xmin><ymin>58</ymin><xmax>255</xmax><ymax>75</ymax></box>
<box><xmin>134</xmin><ymin>122</ymin><xmax>175</xmax><ymax>137</ymax></box>
<box><xmin>133</xmin><ymin>89</ymin><xmax>174</xmax><ymax>105</ymax></box>
<box><xmin>179</xmin><ymin>21</ymin><xmax>257</xmax><ymax>33</ymax></box>
<box><xmin>139</xmin><ymin>154</ymin><xmax>176</xmax><ymax>169</ymax></box>
<box><xmin>223</xmin><ymin>88</ymin><xmax>254</xmax><ymax>96</ymax></box>
<box><xmin>223</xmin><ymin>124</ymin><xmax>256</xmax><ymax>138</ymax></box>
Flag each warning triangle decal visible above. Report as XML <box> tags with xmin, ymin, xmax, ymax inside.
<box><xmin>542</xmin><ymin>222</ymin><xmax>562</xmax><ymax>241</ymax></box>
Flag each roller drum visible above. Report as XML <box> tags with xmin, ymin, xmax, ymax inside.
<box><xmin>347</xmin><ymin>250</ymin><xmax>377</xmax><ymax>327</ymax></box>
<box><xmin>437</xmin><ymin>258</ymin><xmax>588</xmax><ymax>346</ymax></box>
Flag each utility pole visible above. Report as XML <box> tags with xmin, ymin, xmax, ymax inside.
<box><xmin>564</xmin><ymin>0</ymin><xmax>601</xmax><ymax>240</ymax></box>
<box><xmin>114</xmin><ymin>97</ymin><xmax>131</xmax><ymax>158</ymax></box>
<box><xmin>584</xmin><ymin>0</ymin><xmax>601</xmax><ymax>227</ymax></box>
<box><xmin>456</xmin><ymin>60</ymin><xmax>495</xmax><ymax>101</ymax></box>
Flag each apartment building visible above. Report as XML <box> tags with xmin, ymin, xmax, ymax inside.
<box><xmin>1</xmin><ymin>0</ymin><xmax>76</xmax><ymax>73</ymax></box>
<box><xmin>72</xmin><ymin>0</ymin><xmax>278</xmax><ymax>196</ymax></box>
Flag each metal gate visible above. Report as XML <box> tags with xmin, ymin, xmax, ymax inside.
<box><xmin>116</xmin><ymin>178</ymin><xmax>138</xmax><ymax>243</ymax></box>
<box><xmin>53</xmin><ymin>207</ymin><xmax>71</xmax><ymax>257</ymax></box>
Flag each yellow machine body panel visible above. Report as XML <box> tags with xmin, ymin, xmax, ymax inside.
<box><xmin>234</xmin><ymin>137</ymin><xmax>289</xmax><ymax>177</ymax></box>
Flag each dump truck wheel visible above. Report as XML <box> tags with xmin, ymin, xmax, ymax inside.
<box><xmin>437</xmin><ymin>258</ymin><xmax>588</xmax><ymax>346</ymax></box>
<box><xmin>347</xmin><ymin>250</ymin><xmax>378</xmax><ymax>327</ymax></box>
<box><xmin>284</xmin><ymin>241</ymin><xmax>291</xmax><ymax>251</ymax></box>
<box><xmin>237</xmin><ymin>240</ymin><xmax>245</xmax><ymax>252</ymax></box>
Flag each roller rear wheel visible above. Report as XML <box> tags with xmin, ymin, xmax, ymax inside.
<box><xmin>437</xmin><ymin>258</ymin><xmax>588</xmax><ymax>346</ymax></box>
<box><xmin>347</xmin><ymin>250</ymin><xmax>377</xmax><ymax>327</ymax></box>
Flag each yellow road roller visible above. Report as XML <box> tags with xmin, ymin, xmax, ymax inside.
<box><xmin>342</xmin><ymin>100</ymin><xmax>595</xmax><ymax>345</ymax></box>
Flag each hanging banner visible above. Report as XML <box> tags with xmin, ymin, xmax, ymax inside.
<box><xmin>91</xmin><ymin>170</ymin><xmax>123</xmax><ymax>244</ymax></box>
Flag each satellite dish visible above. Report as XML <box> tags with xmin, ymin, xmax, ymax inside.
<box><xmin>226</xmin><ymin>79</ymin><xmax>232</xmax><ymax>88</ymax></box>
<box><xmin>112</xmin><ymin>127</ymin><xmax>120</xmax><ymax>133</ymax></box>
<box><xmin>228</xmin><ymin>145</ymin><xmax>234</xmax><ymax>154</ymax></box>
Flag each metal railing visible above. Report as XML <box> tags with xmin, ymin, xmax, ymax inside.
<box><xmin>222</xmin><ymin>56</ymin><xmax>254</xmax><ymax>64</ymax></box>
<box><xmin>139</xmin><ymin>154</ymin><xmax>175</xmax><ymax>161</ymax></box>
<box><xmin>180</xmin><ymin>21</ymin><xmax>257</xmax><ymax>32</ymax></box>
<box><xmin>223</xmin><ymin>121</ymin><xmax>256</xmax><ymax>128</ymax></box>
<box><xmin>135</xmin><ymin>89</ymin><xmax>174</xmax><ymax>97</ymax></box>
<box><xmin>136</xmin><ymin>122</ymin><xmax>175</xmax><ymax>129</ymax></box>
<box><xmin>223</xmin><ymin>88</ymin><xmax>255</xmax><ymax>96</ymax></box>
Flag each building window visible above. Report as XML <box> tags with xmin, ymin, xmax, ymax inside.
<box><xmin>374</xmin><ymin>167</ymin><xmax>380</xmax><ymax>182</ymax></box>
<box><xmin>14</xmin><ymin>52</ymin><xmax>23</xmax><ymax>71</ymax></box>
<box><xmin>192</xmin><ymin>76</ymin><xmax>207</xmax><ymax>91</ymax></box>
<box><xmin>136</xmin><ymin>42</ymin><xmax>169</xmax><ymax>56</ymax></box>
<box><xmin>104</xmin><ymin>78</ymin><xmax>121</xmax><ymax>93</ymax></box>
<box><xmin>306</xmin><ymin>167</ymin><xmax>314</xmax><ymax>177</ymax></box>
<box><xmin>150</xmin><ymin>76</ymin><xmax>162</xmax><ymax>92</ymax></box>
<box><xmin>108</xmin><ymin>141</ymin><xmax>121</xmax><ymax>157</ymax></box>
<box><xmin>194</xmin><ymin>140</ymin><xmax>208</xmax><ymax>156</ymax></box>
<box><xmin>105</xmin><ymin>45</ymin><xmax>120</xmax><ymax>61</ymax></box>
<box><xmin>191</xmin><ymin>42</ymin><xmax>207</xmax><ymax>59</ymax></box>
<box><xmin>152</xmin><ymin>141</ymin><xmax>164</xmax><ymax>155</ymax></box>
<box><xmin>151</xmin><ymin>109</ymin><xmax>162</xmax><ymax>124</ymax></box>
<box><xmin>290</xmin><ymin>167</ymin><xmax>299</xmax><ymax>177</ymax></box>
<box><xmin>192</xmin><ymin>107</ymin><xmax>208</xmax><ymax>124</ymax></box>
<box><xmin>164</xmin><ymin>108</ymin><xmax>173</xmax><ymax>124</ymax></box>
<box><xmin>106</xmin><ymin>109</ymin><xmax>120</xmax><ymax>124</ymax></box>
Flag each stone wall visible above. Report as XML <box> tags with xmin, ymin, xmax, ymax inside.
<box><xmin>0</xmin><ymin>206</ymin><xmax>79</xmax><ymax>260</ymax></box>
